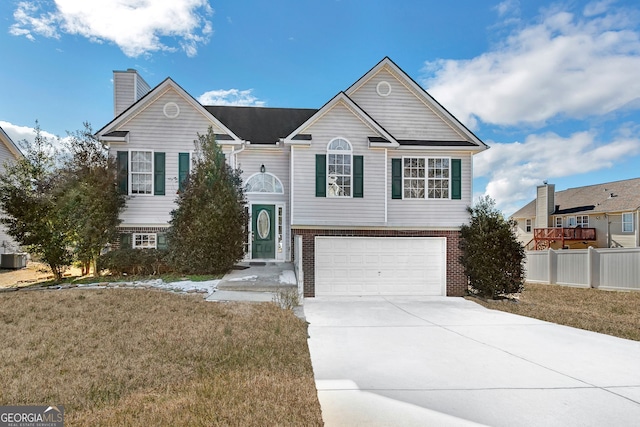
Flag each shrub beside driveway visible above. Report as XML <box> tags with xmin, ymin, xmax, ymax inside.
<box><xmin>469</xmin><ymin>283</ymin><xmax>640</xmax><ymax>341</ymax></box>
<box><xmin>0</xmin><ymin>289</ymin><xmax>323</xmax><ymax>426</ymax></box>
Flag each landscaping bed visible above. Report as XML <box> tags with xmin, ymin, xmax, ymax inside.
<box><xmin>0</xmin><ymin>289</ymin><xmax>323</xmax><ymax>426</ymax></box>
<box><xmin>469</xmin><ymin>282</ymin><xmax>640</xmax><ymax>341</ymax></box>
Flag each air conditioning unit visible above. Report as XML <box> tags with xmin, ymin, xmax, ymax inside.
<box><xmin>1</xmin><ymin>253</ymin><xmax>27</xmax><ymax>269</ymax></box>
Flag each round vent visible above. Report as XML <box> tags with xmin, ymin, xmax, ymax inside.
<box><xmin>163</xmin><ymin>102</ymin><xmax>180</xmax><ymax>118</ymax></box>
<box><xmin>376</xmin><ymin>81</ymin><xmax>392</xmax><ymax>97</ymax></box>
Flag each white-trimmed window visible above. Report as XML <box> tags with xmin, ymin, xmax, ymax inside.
<box><xmin>133</xmin><ymin>233</ymin><xmax>157</xmax><ymax>249</ymax></box>
<box><xmin>130</xmin><ymin>150</ymin><xmax>153</xmax><ymax>195</ymax></box>
<box><xmin>525</xmin><ymin>219</ymin><xmax>532</xmax><ymax>233</ymax></box>
<box><xmin>555</xmin><ymin>217</ymin><xmax>563</xmax><ymax>228</ymax></box>
<box><xmin>245</xmin><ymin>173</ymin><xmax>284</xmax><ymax>193</ymax></box>
<box><xmin>327</xmin><ymin>138</ymin><xmax>352</xmax><ymax>197</ymax></box>
<box><xmin>576</xmin><ymin>215</ymin><xmax>589</xmax><ymax>228</ymax></box>
<box><xmin>622</xmin><ymin>212</ymin><xmax>634</xmax><ymax>232</ymax></box>
<box><xmin>403</xmin><ymin>157</ymin><xmax>450</xmax><ymax>199</ymax></box>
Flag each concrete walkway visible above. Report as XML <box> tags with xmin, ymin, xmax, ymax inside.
<box><xmin>206</xmin><ymin>262</ymin><xmax>297</xmax><ymax>302</ymax></box>
<box><xmin>304</xmin><ymin>296</ymin><xmax>640</xmax><ymax>427</ymax></box>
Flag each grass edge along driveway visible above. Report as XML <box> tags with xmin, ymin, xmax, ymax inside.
<box><xmin>469</xmin><ymin>282</ymin><xmax>640</xmax><ymax>341</ymax></box>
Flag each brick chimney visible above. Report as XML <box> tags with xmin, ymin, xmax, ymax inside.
<box><xmin>113</xmin><ymin>69</ymin><xmax>151</xmax><ymax>117</ymax></box>
<box><xmin>535</xmin><ymin>183</ymin><xmax>555</xmax><ymax>228</ymax></box>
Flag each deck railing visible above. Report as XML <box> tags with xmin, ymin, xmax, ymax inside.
<box><xmin>534</xmin><ymin>227</ymin><xmax>596</xmax><ymax>241</ymax></box>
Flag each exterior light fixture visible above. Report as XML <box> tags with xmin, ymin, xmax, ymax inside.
<box><xmin>260</xmin><ymin>164</ymin><xmax>266</xmax><ymax>173</ymax></box>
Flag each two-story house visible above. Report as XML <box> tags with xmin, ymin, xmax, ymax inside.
<box><xmin>96</xmin><ymin>57</ymin><xmax>488</xmax><ymax>297</ymax></box>
<box><xmin>512</xmin><ymin>180</ymin><xmax>640</xmax><ymax>250</ymax></box>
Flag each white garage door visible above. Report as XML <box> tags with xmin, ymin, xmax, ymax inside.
<box><xmin>315</xmin><ymin>237</ymin><xmax>446</xmax><ymax>296</ymax></box>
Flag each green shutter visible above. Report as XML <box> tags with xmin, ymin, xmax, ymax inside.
<box><xmin>120</xmin><ymin>233</ymin><xmax>132</xmax><ymax>249</ymax></box>
<box><xmin>154</xmin><ymin>152</ymin><xmax>165</xmax><ymax>196</ymax></box>
<box><xmin>353</xmin><ymin>155</ymin><xmax>364</xmax><ymax>198</ymax></box>
<box><xmin>391</xmin><ymin>158</ymin><xmax>402</xmax><ymax>199</ymax></box>
<box><xmin>315</xmin><ymin>154</ymin><xmax>326</xmax><ymax>197</ymax></box>
<box><xmin>178</xmin><ymin>152</ymin><xmax>190</xmax><ymax>192</ymax></box>
<box><xmin>157</xmin><ymin>233</ymin><xmax>167</xmax><ymax>250</ymax></box>
<box><xmin>451</xmin><ymin>159</ymin><xmax>461</xmax><ymax>200</ymax></box>
<box><xmin>117</xmin><ymin>151</ymin><xmax>128</xmax><ymax>195</ymax></box>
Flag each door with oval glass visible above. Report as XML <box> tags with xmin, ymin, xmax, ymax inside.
<box><xmin>251</xmin><ymin>204</ymin><xmax>275</xmax><ymax>259</ymax></box>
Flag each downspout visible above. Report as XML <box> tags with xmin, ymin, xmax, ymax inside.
<box><xmin>605</xmin><ymin>213</ymin><xmax>610</xmax><ymax>248</ymax></box>
<box><xmin>229</xmin><ymin>142</ymin><xmax>246</xmax><ymax>169</ymax></box>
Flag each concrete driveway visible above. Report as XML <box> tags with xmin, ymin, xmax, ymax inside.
<box><xmin>304</xmin><ymin>296</ymin><xmax>640</xmax><ymax>427</ymax></box>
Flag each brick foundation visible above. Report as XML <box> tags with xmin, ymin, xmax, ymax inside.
<box><xmin>291</xmin><ymin>228</ymin><xmax>466</xmax><ymax>297</ymax></box>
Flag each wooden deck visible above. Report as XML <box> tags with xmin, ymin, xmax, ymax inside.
<box><xmin>531</xmin><ymin>227</ymin><xmax>596</xmax><ymax>250</ymax></box>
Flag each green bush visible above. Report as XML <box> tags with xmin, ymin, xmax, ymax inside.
<box><xmin>97</xmin><ymin>249</ymin><xmax>170</xmax><ymax>276</ymax></box>
<box><xmin>167</xmin><ymin>127</ymin><xmax>247</xmax><ymax>274</ymax></box>
<box><xmin>459</xmin><ymin>196</ymin><xmax>525</xmax><ymax>299</ymax></box>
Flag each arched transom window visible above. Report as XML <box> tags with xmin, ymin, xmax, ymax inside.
<box><xmin>245</xmin><ymin>172</ymin><xmax>284</xmax><ymax>194</ymax></box>
<box><xmin>327</xmin><ymin>138</ymin><xmax>352</xmax><ymax>197</ymax></box>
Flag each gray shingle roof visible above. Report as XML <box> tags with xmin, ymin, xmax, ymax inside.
<box><xmin>204</xmin><ymin>106</ymin><xmax>317</xmax><ymax>144</ymax></box>
<box><xmin>511</xmin><ymin>178</ymin><xmax>640</xmax><ymax>218</ymax></box>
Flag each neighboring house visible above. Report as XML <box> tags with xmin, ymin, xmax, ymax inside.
<box><xmin>511</xmin><ymin>180</ymin><xmax>640</xmax><ymax>250</ymax></box>
<box><xmin>96</xmin><ymin>57</ymin><xmax>488</xmax><ymax>297</ymax></box>
<box><xmin>0</xmin><ymin>126</ymin><xmax>24</xmax><ymax>253</ymax></box>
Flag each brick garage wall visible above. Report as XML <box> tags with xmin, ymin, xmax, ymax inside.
<box><xmin>291</xmin><ymin>229</ymin><xmax>466</xmax><ymax>297</ymax></box>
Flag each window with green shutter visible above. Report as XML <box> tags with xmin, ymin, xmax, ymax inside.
<box><xmin>117</xmin><ymin>151</ymin><xmax>128</xmax><ymax>194</ymax></box>
<box><xmin>315</xmin><ymin>154</ymin><xmax>326</xmax><ymax>197</ymax></box>
<box><xmin>391</xmin><ymin>158</ymin><xmax>402</xmax><ymax>199</ymax></box>
<box><xmin>178</xmin><ymin>152</ymin><xmax>190</xmax><ymax>192</ymax></box>
<box><xmin>353</xmin><ymin>155</ymin><xmax>364</xmax><ymax>198</ymax></box>
<box><xmin>154</xmin><ymin>152</ymin><xmax>165</xmax><ymax>196</ymax></box>
<box><xmin>119</xmin><ymin>233</ymin><xmax>132</xmax><ymax>249</ymax></box>
<box><xmin>451</xmin><ymin>159</ymin><xmax>462</xmax><ymax>200</ymax></box>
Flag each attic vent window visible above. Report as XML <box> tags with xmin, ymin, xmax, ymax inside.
<box><xmin>376</xmin><ymin>81</ymin><xmax>392</xmax><ymax>97</ymax></box>
<box><xmin>163</xmin><ymin>102</ymin><xmax>180</xmax><ymax>118</ymax></box>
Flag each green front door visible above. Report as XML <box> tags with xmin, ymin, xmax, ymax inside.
<box><xmin>251</xmin><ymin>204</ymin><xmax>275</xmax><ymax>259</ymax></box>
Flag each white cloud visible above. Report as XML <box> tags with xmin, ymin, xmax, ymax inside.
<box><xmin>0</xmin><ymin>121</ymin><xmax>71</xmax><ymax>154</ymax></box>
<box><xmin>423</xmin><ymin>4</ymin><xmax>640</xmax><ymax>127</ymax></box>
<box><xmin>10</xmin><ymin>0</ymin><xmax>213</xmax><ymax>57</ymax></box>
<box><xmin>197</xmin><ymin>89</ymin><xmax>266</xmax><ymax>107</ymax></box>
<box><xmin>475</xmin><ymin>130</ymin><xmax>640</xmax><ymax>215</ymax></box>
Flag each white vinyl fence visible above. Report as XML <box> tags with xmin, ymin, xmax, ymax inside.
<box><xmin>525</xmin><ymin>247</ymin><xmax>640</xmax><ymax>291</ymax></box>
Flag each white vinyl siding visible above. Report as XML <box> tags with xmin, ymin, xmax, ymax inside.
<box><xmin>348</xmin><ymin>68</ymin><xmax>465</xmax><ymax>141</ymax></box>
<box><xmin>387</xmin><ymin>152</ymin><xmax>472</xmax><ymax>228</ymax></box>
<box><xmin>109</xmin><ymin>88</ymin><xmax>228</xmax><ymax>226</ymax></box>
<box><xmin>0</xmin><ymin>137</ymin><xmax>20</xmax><ymax>252</ymax></box>
<box><xmin>291</xmin><ymin>103</ymin><xmax>385</xmax><ymax>226</ymax></box>
<box><xmin>237</xmin><ymin>148</ymin><xmax>291</xmax><ymax>260</ymax></box>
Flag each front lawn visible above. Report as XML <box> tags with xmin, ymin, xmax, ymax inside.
<box><xmin>0</xmin><ymin>289</ymin><xmax>323</xmax><ymax>426</ymax></box>
<box><xmin>470</xmin><ymin>283</ymin><xmax>640</xmax><ymax>341</ymax></box>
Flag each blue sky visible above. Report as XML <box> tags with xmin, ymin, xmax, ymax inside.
<box><xmin>1</xmin><ymin>0</ymin><xmax>639</xmax><ymax>215</ymax></box>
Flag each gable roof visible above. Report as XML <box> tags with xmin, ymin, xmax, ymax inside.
<box><xmin>0</xmin><ymin>126</ymin><xmax>23</xmax><ymax>159</ymax></box>
<box><xmin>96</xmin><ymin>78</ymin><xmax>243</xmax><ymax>144</ymax></box>
<box><xmin>511</xmin><ymin>178</ymin><xmax>640</xmax><ymax>219</ymax></box>
<box><xmin>345</xmin><ymin>56</ymin><xmax>488</xmax><ymax>151</ymax></box>
<box><xmin>283</xmin><ymin>92</ymin><xmax>400</xmax><ymax>147</ymax></box>
<box><xmin>205</xmin><ymin>106</ymin><xmax>317</xmax><ymax>145</ymax></box>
